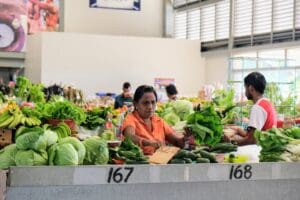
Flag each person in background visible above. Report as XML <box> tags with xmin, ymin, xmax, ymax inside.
<box><xmin>114</xmin><ymin>82</ymin><xmax>133</xmax><ymax>109</ymax></box>
<box><xmin>122</xmin><ymin>85</ymin><xmax>184</xmax><ymax>155</ymax></box>
<box><xmin>228</xmin><ymin>72</ymin><xmax>277</xmax><ymax>145</ymax></box>
<box><xmin>165</xmin><ymin>84</ymin><xmax>178</xmax><ymax>101</ymax></box>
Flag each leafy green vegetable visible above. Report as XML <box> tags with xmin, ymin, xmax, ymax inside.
<box><xmin>83</xmin><ymin>136</ymin><xmax>109</xmax><ymax>165</ymax></box>
<box><xmin>42</xmin><ymin>101</ymin><xmax>86</xmax><ymax>124</ymax></box>
<box><xmin>82</xmin><ymin>108</ymin><xmax>106</xmax><ymax>130</ymax></box>
<box><xmin>0</xmin><ymin>144</ymin><xmax>18</xmax><ymax>169</ymax></box>
<box><xmin>187</xmin><ymin>105</ymin><xmax>223</xmax><ymax>146</ymax></box>
<box><xmin>15</xmin><ymin>150</ymin><xmax>48</xmax><ymax>166</ymax></box>
<box><xmin>255</xmin><ymin>127</ymin><xmax>300</xmax><ymax>162</ymax></box>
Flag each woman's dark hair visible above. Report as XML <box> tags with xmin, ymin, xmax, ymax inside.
<box><xmin>165</xmin><ymin>84</ymin><xmax>178</xmax><ymax>95</ymax></box>
<box><xmin>244</xmin><ymin>72</ymin><xmax>266</xmax><ymax>94</ymax></box>
<box><xmin>134</xmin><ymin>85</ymin><xmax>157</xmax><ymax>103</ymax></box>
<box><xmin>123</xmin><ymin>82</ymin><xmax>131</xmax><ymax>89</ymax></box>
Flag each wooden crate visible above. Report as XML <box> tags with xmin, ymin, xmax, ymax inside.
<box><xmin>0</xmin><ymin>129</ymin><xmax>13</xmax><ymax>148</ymax></box>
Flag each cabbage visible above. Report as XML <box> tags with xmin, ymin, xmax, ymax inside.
<box><xmin>15</xmin><ymin>150</ymin><xmax>48</xmax><ymax>166</ymax></box>
<box><xmin>101</xmin><ymin>130</ymin><xmax>116</xmax><ymax>141</ymax></box>
<box><xmin>171</xmin><ymin>100</ymin><xmax>194</xmax><ymax>120</ymax></box>
<box><xmin>83</xmin><ymin>136</ymin><xmax>109</xmax><ymax>165</ymax></box>
<box><xmin>163</xmin><ymin>112</ymin><xmax>180</xmax><ymax>126</ymax></box>
<box><xmin>0</xmin><ymin>144</ymin><xmax>18</xmax><ymax>169</ymax></box>
<box><xmin>48</xmin><ymin>137</ymin><xmax>86</xmax><ymax>166</ymax></box>
<box><xmin>44</xmin><ymin>129</ymin><xmax>58</xmax><ymax>146</ymax></box>
<box><xmin>16</xmin><ymin>128</ymin><xmax>47</xmax><ymax>152</ymax></box>
<box><xmin>49</xmin><ymin>143</ymin><xmax>79</xmax><ymax>166</ymax></box>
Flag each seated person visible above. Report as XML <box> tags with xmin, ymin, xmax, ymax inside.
<box><xmin>165</xmin><ymin>84</ymin><xmax>178</xmax><ymax>101</ymax></box>
<box><xmin>121</xmin><ymin>85</ymin><xmax>184</xmax><ymax>155</ymax></box>
<box><xmin>114</xmin><ymin>82</ymin><xmax>133</xmax><ymax>109</ymax></box>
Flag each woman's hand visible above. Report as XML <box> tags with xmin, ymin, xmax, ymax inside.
<box><xmin>148</xmin><ymin>140</ymin><xmax>165</xmax><ymax>149</ymax></box>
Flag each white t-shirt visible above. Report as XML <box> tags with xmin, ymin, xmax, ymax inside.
<box><xmin>248</xmin><ymin>98</ymin><xmax>267</xmax><ymax>131</ymax></box>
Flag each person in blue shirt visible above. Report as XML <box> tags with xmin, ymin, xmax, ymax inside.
<box><xmin>114</xmin><ymin>82</ymin><xmax>133</xmax><ymax>109</ymax></box>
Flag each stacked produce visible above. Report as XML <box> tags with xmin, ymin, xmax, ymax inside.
<box><xmin>169</xmin><ymin>149</ymin><xmax>217</xmax><ymax>164</ymax></box>
<box><xmin>255</xmin><ymin>127</ymin><xmax>300</xmax><ymax>162</ymax></box>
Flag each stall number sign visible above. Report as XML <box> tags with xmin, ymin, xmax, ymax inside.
<box><xmin>229</xmin><ymin>164</ymin><xmax>253</xmax><ymax>180</ymax></box>
<box><xmin>107</xmin><ymin>167</ymin><xmax>134</xmax><ymax>183</ymax></box>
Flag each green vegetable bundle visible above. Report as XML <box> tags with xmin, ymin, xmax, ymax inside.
<box><xmin>109</xmin><ymin>137</ymin><xmax>148</xmax><ymax>164</ymax></box>
<box><xmin>42</xmin><ymin>100</ymin><xmax>86</xmax><ymax>124</ymax></box>
<box><xmin>255</xmin><ymin>127</ymin><xmax>300</xmax><ymax>162</ymax></box>
<box><xmin>186</xmin><ymin>105</ymin><xmax>223</xmax><ymax>146</ymax></box>
<box><xmin>82</xmin><ymin>108</ymin><xmax>106</xmax><ymax>130</ymax></box>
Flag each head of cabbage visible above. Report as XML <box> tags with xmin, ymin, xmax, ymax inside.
<box><xmin>48</xmin><ymin>137</ymin><xmax>86</xmax><ymax>166</ymax></box>
<box><xmin>15</xmin><ymin>126</ymin><xmax>58</xmax><ymax>152</ymax></box>
<box><xmin>15</xmin><ymin>150</ymin><xmax>48</xmax><ymax>166</ymax></box>
<box><xmin>0</xmin><ymin>144</ymin><xmax>18</xmax><ymax>169</ymax></box>
<box><xmin>83</xmin><ymin>136</ymin><xmax>109</xmax><ymax>165</ymax></box>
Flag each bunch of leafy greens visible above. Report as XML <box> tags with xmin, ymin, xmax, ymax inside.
<box><xmin>255</xmin><ymin>127</ymin><xmax>300</xmax><ymax>162</ymax></box>
<box><xmin>186</xmin><ymin>104</ymin><xmax>223</xmax><ymax>146</ymax></box>
<box><xmin>212</xmin><ymin>88</ymin><xmax>237</xmax><ymax>124</ymax></box>
<box><xmin>14</xmin><ymin>76</ymin><xmax>45</xmax><ymax>103</ymax></box>
<box><xmin>42</xmin><ymin>100</ymin><xmax>86</xmax><ymax>124</ymax></box>
<box><xmin>82</xmin><ymin>108</ymin><xmax>106</xmax><ymax>130</ymax></box>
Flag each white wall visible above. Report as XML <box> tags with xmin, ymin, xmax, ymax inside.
<box><xmin>204</xmin><ymin>53</ymin><xmax>228</xmax><ymax>85</ymax></box>
<box><xmin>24</xmin><ymin>34</ymin><xmax>42</xmax><ymax>83</ymax></box>
<box><xmin>25</xmin><ymin>32</ymin><xmax>205</xmax><ymax>97</ymax></box>
<box><xmin>64</xmin><ymin>0</ymin><xmax>164</xmax><ymax>37</ymax></box>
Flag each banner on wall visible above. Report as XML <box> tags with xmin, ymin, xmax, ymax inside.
<box><xmin>26</xmin><ymin>0</ymin><xmax>60</xmax><ymax>34</ymax></box>
<box><xmin>89</xmin><ymin>0</ymin><xmax>141</xmax><ymax>11</ymax></box>
<box><xmin>0</xmin><ymin>0</ymin><xmax>27</xmax><ymax>52</ymax></box>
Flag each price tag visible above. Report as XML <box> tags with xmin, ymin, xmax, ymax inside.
<box><xmin>149</xmin><ymin>146</ymin><xmax>180</xmax><ymax>164</ymax></box>
<box><xmin>107</xmin><ymin>167</ymin><xmax>134</xmax><ymax>183</ymax></box>
<box><xmin>229</xmin><ymin>164</ymin><xmax>253</xmax><ymax>180</ymax></box>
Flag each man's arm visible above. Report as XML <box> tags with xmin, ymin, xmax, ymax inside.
<box><xmin>233</xmin><ymin>127</ymin><xmax>256</xmax><ymax>146</ymax></box>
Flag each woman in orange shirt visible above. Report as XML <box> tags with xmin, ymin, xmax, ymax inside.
<box><xmin>122</xmin><ymin>85</ymin><xmax>184</xmax><ymax>155</ymax></box>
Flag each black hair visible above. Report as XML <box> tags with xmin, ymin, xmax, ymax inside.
<box><xmin>244</xmin><ymin>72</ymin><xmax>266</xmax><ymax>94</ymax></box>
<box><xmin>133</xmin><ymin>85</ymin><xmax>157</xmax><ymax>103</ymax></box>
<box><xmin>123</xmin><ymin>82</ymin><xmax>131</xmax><ymax>89</ymax></box>
<box><xmin>165</xmin><ymin>84</ymin><xmax>178</xmax><ymax>95</ymax></box>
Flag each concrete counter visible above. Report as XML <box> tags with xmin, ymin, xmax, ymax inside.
<box><xmin>4</xmin><ymin>163</ymin><xmax>300</xmax><ymax>200</ymax></box>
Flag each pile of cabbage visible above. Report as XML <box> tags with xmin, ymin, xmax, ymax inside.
<box><xmin>158</xmin><ymin>100</ymin><xmax>194</xmax><ymax>132</ymax></box>
<box><xmin>0</xmin><ymin>126</ymin><xmax>109</xmax><ymax>169</ymax></box>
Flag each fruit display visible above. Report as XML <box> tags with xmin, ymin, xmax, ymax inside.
<box><xmin>0</xmin><ymin>102</ymin><xmax>41</xmax><ymax>129</ymax></box>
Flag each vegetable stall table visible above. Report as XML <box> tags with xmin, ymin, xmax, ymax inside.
<box><xmin>2</xmin><ymin>162</ymin><xmax>300</xmax><ymax>200</ymax></box>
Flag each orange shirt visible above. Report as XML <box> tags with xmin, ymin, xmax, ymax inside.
<box><xmin>121</xmin><ymin>111</ymin><xmax>173</xmax><ymax>154</ymax></box>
